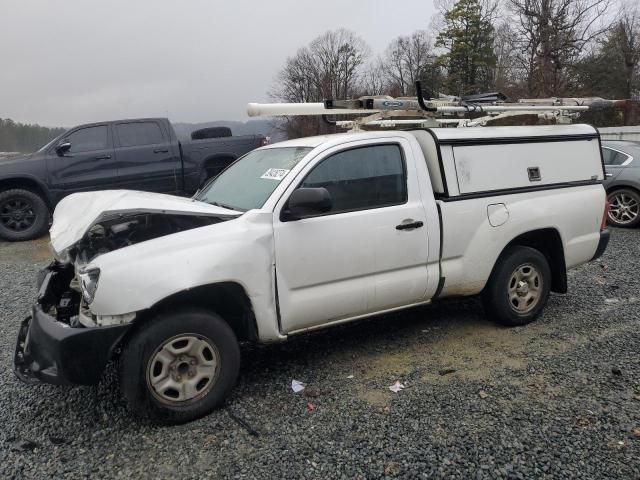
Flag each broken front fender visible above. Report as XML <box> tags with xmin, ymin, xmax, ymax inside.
<box><xmin>86</xmin><ymin>210</ymin><xmax>283</xmax><ymax>342</ymax></box>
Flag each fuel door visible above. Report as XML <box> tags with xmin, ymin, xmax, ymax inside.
<box><xmin>487</xmin><ymin>203</ymin><xmax>509</xmax><ymax>227</ymax></box>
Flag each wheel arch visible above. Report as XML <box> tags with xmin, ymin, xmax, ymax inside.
<box><xmin>605</xmin><ymin>183</ymin><xmax>640</xmax><ymax>195</ymax></box>
<box><xmin>0</xmin><ymin>176</ymin><xmax>52</xmax><ymax>209</ymax></box>
<box><xmin>492</xmin><ymin>228</ymin><xmax>567</xmax><ymax>294</ymax></box>
<box><xmin>126</xmin><ymin>282</ymin><xmax>258</xmax><ymax>344</ymax></box>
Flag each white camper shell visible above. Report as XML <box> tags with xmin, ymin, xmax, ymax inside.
<box><xmin>412</xmin><ymin>124</ymin><xmax>604</xmax><ymax>197</ymax></box>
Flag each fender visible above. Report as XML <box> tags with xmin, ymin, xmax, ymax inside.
<box><xmin>438</xmin><ymin>185</ymin><xmax>603</xmax><ymax>297</ymax></box>
<box><xmin>605</xmin><ymin>181</ymin><xmax>640</xmax><ymax>194</ymax></box>
<box><xmin>0</xmin><ymin>174</ymin><xmax>54</xmax><ymax>208</ymax></box>
<box><xmin>84</xmin><ymin>211</ymin><xmax>285</xmax><ymax>343</ymax></box>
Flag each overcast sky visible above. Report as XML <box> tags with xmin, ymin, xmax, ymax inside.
<box><xmin>0</xmin><ymin>0</ymin><xmax>436</xmax><ymax>127</ymax></box>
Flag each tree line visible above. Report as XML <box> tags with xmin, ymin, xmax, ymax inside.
<box><xmin>272</xmin><ymin>0</ymin><xmax>640</xmax><ymax>137</ymax></box>
<box><xmin>0</xmin><ymin>118</ymin><xmax>65</xmax><ymax>154</ymax></box>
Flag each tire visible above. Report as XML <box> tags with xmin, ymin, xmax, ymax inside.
<box><xmin>482</xmin><ymin>246</ymin><xmax>552</xmax><ymax>327</ymax></box>
<box><xmin>607</xmin><ymin>188</ymin><xmax>640</xmax><ymax>228</ymax></box>
<box><xmin>0</xmin><ymin>188</ymin><xmax>50</xmax><ymax>241</ymax></box>
<box><xmin>119</xmin><ymin>308</ymin><xmax>240</xmax><ymax>424</ymax></box>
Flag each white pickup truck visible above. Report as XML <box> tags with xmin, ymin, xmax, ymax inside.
<box><xmin>14</xmin><ymin>124</ymin><xmax>610</xmax><ymax>423</ymax></box>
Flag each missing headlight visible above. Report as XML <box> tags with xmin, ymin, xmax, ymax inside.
<box><xmin>79</xmin><ymin>268</ymin><xmax>100</xmax><ymax>304</ymax></box>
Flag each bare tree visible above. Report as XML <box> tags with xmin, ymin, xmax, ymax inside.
<box><xmin>272</xmin><ymin>29</ymin><xmax>370</xmax><ymax>103</ymax></box>
<box><xmin>311</xmin><ymin>29</ymin><xmax>371</xmax><ymax>99</ymax></box>
<box><xmin>360</xmin><ymin>57</ymin><xmax>389</xmax><ymax>96</ymax></box>
<box><xmin>271</xmin><ymin>29</ymin><xmax>370</xmax><ymax>137</ymax></box>
<box><xmin>571</xmin><ymin>2</ymin><xmax>640</xmax><ymax>103</ymax></box>
<box><xmin>508</xmin><ymin>0</ymin><xmax>609</xmax><ymax>96</ymax></box>
<box><xmin>383</xmin><ymin>31</ymin><xmax>435</xmax><ymax>96</ymax></box>
<box><xmin>615</xmin><ymin>3</ymin><xmax>640</xmax><ymax>98</ymax></box>
<box><xmin>492</xmin><ymin>21</ymin><xmax>523</xmax><ymax>96</ymax></box>
<box><xmin>272</xmin><ymin>47</ymin><xmax>318</xmax><ymax>103</ymax></box>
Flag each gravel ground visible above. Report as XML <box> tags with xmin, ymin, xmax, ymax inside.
<box><xmin>0</xmin><ymin>230</ymin><xmax>639</xmax><ymax>479</ymax></box>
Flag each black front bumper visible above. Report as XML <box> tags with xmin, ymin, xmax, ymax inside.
<box><xmin>14</xmin><ymin>269</ymin><xmax>131</xmax><ymax>386</ymax></box>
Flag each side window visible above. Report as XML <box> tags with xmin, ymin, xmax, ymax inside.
<box><xmin>300</xmin><ymin>144</ymin><xmax>406</xmax><ymax>214</ymax></box>
<box><xmin>116</xmin><ymin>122</ymin><xmax>165</xmax><ymax>147</ymax></box>
<box><xmin>66</xmin><ymin>126</ymin><xmax>109</xmax><ymax>153</ymax></box>
<box><xmin>602</xmin><ymin>147</ymin><xmax>630</xmax><ymax>166</ymax></box>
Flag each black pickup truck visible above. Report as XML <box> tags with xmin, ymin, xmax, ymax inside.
<box><xmin>0</xmin><ymin>118</ymin><xmax>266</xmax><ymax>241</ymax></box>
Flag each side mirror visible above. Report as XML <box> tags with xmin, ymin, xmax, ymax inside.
<box><xmin>283</xmin><ymin>187</ymin><xmax>332</xmax><ymax>221</ymax></box>
<box><xmin>55</xmin><ymin>141</ymin><xmax>71</xmax><ymax>155</ymax></box>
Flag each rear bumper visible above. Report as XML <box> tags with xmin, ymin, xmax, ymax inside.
<box><xmin>591</xmin><ymin>229</ymin><xmax>610</xmax><ymax>261</ymax></box>
<box><xmin>14</xmin><ymin>269</ymin><xmax>131</xmax><ymax>386</ymax></box>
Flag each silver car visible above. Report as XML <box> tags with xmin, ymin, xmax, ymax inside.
<box><xmin>602</xmin><ymin>140</ymin><xmax>640</xmax><ymax>228</ymax></box>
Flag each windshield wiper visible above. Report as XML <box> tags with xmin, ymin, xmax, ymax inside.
<box><xmin>208</xmin><ymin>201</ymin><xmax>245</xmax><ymax>212</ymax></box>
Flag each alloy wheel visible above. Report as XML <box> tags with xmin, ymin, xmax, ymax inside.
<box><xmin>0</xmin><ymin>197</ymin><xmax>36</xmax><ymax>232</ymax></box>
<box><xmin>608</xmin><ymin>192</ymin><xmax>639</xmax><ymax>225</ymax></box>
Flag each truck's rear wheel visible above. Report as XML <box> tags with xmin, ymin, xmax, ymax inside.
<box><xmin>0</xmin><ymin>188</ymin><xmax>49</xmax><ymax>241</ymax></box>
<box><xmin>482</xmin><ymin>246</ymin><xmax>551</xmax><ymax>326</ymax></box>
<box><xmin>119</xmin><ymin>308</ymin><xmax>240</xmax><ymax>424</ymax></box>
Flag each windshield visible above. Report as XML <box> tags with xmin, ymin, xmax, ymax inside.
<box><xmin>196</xmin><ymin>147</ymin><xmax>312</xmax><ymax>211</ymax></box>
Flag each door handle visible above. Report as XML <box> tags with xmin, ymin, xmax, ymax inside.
<box><xmin>95</xmin><ymin>155</ymin><xmax>111</xmax><ymax>160</ymax></box>
<box><xmin>396</xmin><ymin>220</ymin><xmax>424</xmax><ymax>230</ymax></box>
<box><xmin>154</xmin><ymin>149</ymin><xmax>169</xmax><ymax>153</ymax></box>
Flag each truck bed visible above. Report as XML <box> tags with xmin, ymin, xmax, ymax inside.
<box><xmin>407</xmin><ymin>124</ymin><xmax>606</xmax><ymax>298</ymax></box>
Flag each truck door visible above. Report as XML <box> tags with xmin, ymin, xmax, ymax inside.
<box><xmin>47</xmin><ymin>124</ymin><xmax>119</xmax><ymax>196</ymax></box>
<box><xmin>113</xmin><ymin>120</ymin><xmax>182</xmax><ymax>193</ymax></box>
<box><xmin>273</xmin><ymin>139</ymin><xmax>431</xmax><ymax>334</ymax></box>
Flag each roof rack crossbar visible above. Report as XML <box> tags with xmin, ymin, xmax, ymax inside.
<box><xmin>247</xmin><ymin>82</ymin><xmax>618</xmax><ymax>130</ymax></box>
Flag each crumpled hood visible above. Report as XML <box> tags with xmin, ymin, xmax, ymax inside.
<box><xmin>50</xmin><ymin>190</ymin><xmax>241</xmax><ymax>255</ymax></box>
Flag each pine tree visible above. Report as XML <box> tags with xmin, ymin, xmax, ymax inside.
<box><xmin>436</xmin><ymin>0</ymin><xmax>496</xmax><ymax>95</ymax></box>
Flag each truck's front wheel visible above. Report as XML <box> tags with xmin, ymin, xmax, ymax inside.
<box><xmin>482</xmin><ymin>246</ymin><xmax>551</xmax><ymax>326</ymax></box>
<box><xmin>119</xmin><ymin>308</ymin><xmax>240</xmax><ymax>424</ymax></box>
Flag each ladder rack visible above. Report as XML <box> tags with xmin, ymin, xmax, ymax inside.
<box><xmin>247</xmin><ymin>82</ymin><xmax>617</xmax><ymax>130</ymax></box>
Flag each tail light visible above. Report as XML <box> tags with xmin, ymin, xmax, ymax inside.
<box><xmin>601</xmin><ymin>198</ymin><xmax>609</xmax><ymax>231</ymax></box>
<box><xmin>260</xmin><ymin>136</ymin><xmax>270</xmax><ymax>147</ymax></box>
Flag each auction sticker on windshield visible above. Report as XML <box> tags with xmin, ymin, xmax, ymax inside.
<box><xmin>261</xmin><ymin>168</ymin><xmax>290</xmax><ymax>181</ymax></box>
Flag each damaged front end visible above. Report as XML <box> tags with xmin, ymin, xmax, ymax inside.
<box><xmin>15</xmin><ymin>190</ymin><xmax>242</xmax><ymax>386</ymax></box>
<box><xmin>14</xmin><ymin>262</ymin><xmax>131</xmax><ymax>385</ymax></box>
